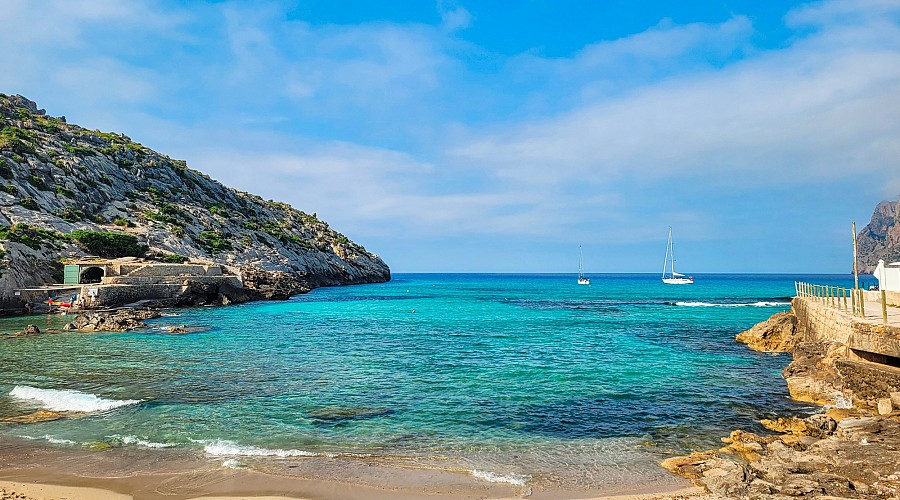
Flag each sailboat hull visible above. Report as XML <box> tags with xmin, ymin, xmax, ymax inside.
<box><xmin>662</xmin><ymin>278</ymin><xmax>693</xmax><ymax>285</ymax></box>
<box><xmin>578</xmin><ymin>278</ymin><xmax>590</xmax><ymax>285</ymax></box>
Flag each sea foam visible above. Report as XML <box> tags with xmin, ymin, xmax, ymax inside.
<box><xmin>202</xmin><ymin>439</ymin><xmax>319</xmax><ymax>458</ymax></box>
<box><xmin>110</xmin><ymin>434</ymin><xmax>176</xmax><ymax>449</ymax></box>
<box><xmin>9</xmin><ymin>386</ymin><xmax>140</xmax><ymax>412</ymax></box>
<box><xmin>470</xmin><ymin>469</ymin><xmax>529</xmax><ymax>487</ymax></box>
<box><xmin>674</xmin><ymin>301</ymin><xmax>788</xmax><ymax>308</ymax></box>
<box><xmin>19</xmin><ymin>434</ymin><xmax>77</xmax><ymax>445</ymax></box>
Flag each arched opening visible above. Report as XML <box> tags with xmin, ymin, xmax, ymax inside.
<box><xmin>80</xmin><ymin>266</ymin><xmax>105</xmax><ymax>284</ymax></box>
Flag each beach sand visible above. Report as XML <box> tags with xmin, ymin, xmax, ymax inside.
<box><xmin>0</xmin><ymin>479</ymin><xmax>707</xmax><ymax>500</ymax></box>
<box><xmin>0</xmin><ymin>437</ymin><xmax>701</xmax><ymax>500</ymax></box>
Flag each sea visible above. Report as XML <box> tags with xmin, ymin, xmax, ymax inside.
<box><xmin>0</xmin><ymin>273</ymin><xmax>857</xmax><ymax>491</ymax></box>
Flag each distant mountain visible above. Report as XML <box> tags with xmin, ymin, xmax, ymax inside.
<box><xmin>856</xmin><ymin>197</ymin><xmax>900</xmax><ymax>274</ymax></box>
<box><xmin>0</xmin><ymin>94</ymin><xmax>389</xmax><ymax>307</ymax></box>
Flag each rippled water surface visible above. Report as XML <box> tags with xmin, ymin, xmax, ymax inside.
<box><xmin>0</xmin><ymin>274</ymin><xmax>853</xmax><ymax>488</ymax></box>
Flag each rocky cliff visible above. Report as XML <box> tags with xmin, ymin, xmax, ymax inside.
<box><xmin>857</xmin><ymin>198</ymin><xmax>900</xmax><ymax>274</ymax></box>
<box><xmin>0</xmin><ymin>94</ymin><xmax>390</xmax><ymax>309</ymax></box>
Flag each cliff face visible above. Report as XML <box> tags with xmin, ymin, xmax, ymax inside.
<box><xmin>857</xmin><ymin>198</ymin><xmax>900</xmax><ymax>274</ymax></box>
<box><xmin>0</xmin><ymin>94</ymin><xmax>389</xmax><ymax>306</ymax></box>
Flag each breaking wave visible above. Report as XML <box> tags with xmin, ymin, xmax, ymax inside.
<box><xmin>670</xmin><ymin>301</ymin><xmax>789</xmax><ymax>308</ymax></box>
<box><xmin>9</xmin><ymin>386</ymin><xmax>141</xmax><ymax>412</ymax></box>
<box><xmin>470</xmin><ymin>469</ymin><xmax>529</xmax><ymax>487</ymax></box>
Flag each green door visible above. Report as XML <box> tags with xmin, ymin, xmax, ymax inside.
<box><xmin>64</xmin><ymin>265</ymin><xmax>81</xmax><ymax>285</ymax></box>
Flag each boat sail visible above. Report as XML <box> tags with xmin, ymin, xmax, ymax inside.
<box><xmin>662</xmin><ymin>228</ymin><xmax>693</xmax><ymax>285</ymax></box>
<box><xmin>578</xmin><ymin>246</ymin><xmax>590</xmax><ymax>285</ymax></box>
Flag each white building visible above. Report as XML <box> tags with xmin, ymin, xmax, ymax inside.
<box><xmin>873</xmin><ymin>259</ymin><xmax>900</xmax><ymax>291</ymax></box>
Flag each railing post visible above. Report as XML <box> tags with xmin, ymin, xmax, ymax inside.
<box><xmin>883</xmin><ymin>289</ymin><xmax>889</xmax><ymax>324</ymax></box>
<box><xmin>860</xmin><ymin>289</ymin><xmax>865</xmax><ymax>317</ymax></box>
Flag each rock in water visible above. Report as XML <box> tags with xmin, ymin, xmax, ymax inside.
<box><xmin>736</xmin><ymin>310</ymin><xmax>799</xmax><ymax>352</ymax></box>
<box><xmin>306</xmin><ymin>406</ymin><xmax>393</xmax><ymax>423</ymax></box>
<box><xmin>1</xmin><ymin>409</ymin><xmax>65</xmax><ymax>424</ymax></box>
<box><xmin>66</xmin><ymin>309</ymin><xmax>161</xmax><ymax>332</ymax></box>
<box><xmin>22</xmin><ymin>324</ymin><xmax>40</xmax><ymax>335</ymax></box>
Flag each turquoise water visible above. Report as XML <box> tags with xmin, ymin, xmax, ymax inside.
<box><xmin>0</xmin><ymin>274</ymin><xmax>852</xmax><ymax>488</ymax></box>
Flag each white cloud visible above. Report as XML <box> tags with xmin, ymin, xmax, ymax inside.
<box><xmin>438</xmin><ymin>1</ymin><xmax>473</xmax><ymax>32</ymax></box>
<box><xmin>452</xmin><ymin>3</ymin><xmax>900</xmax><ymax>191</ymax></box>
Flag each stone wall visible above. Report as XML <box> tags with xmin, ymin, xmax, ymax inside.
<box><xmin>792</xmin><ymin>297</ymin><xmax>854</xmax><ymax>345</ymax></box>
<box><xmin>102</xmin><ymin>275</ymin><xmax>241</xmax><ymax>287</ymax></box>
<box><xmin>82</xmin><ymin>284</ymin><xmax>184</xmax><ymax>308</ymax></box>
<box><xmin>126</xmin><ymin>264</ymin><xmax>213</xmax><ymax>277</ymax></box>
<box><xmin>834</xmin><ymin>359</ymin><xmax>900</xmax><ymax>400</ymax></box>
<box><xmin>791</xmin><ymin>297</ymin><xmax>900</xmax><ymax>405</ymax></box>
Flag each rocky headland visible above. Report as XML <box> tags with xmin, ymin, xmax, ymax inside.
<box><xmin>857</xmin><ymin>197</ymin><xmax>900</xmax><ymax>274</ymax></box>
<box><xmin>664</xmin><ymin>298</ymin><xmax>900</xmax><ymax>498</ymax></box>
<box><xmin>0</xmin><ymin>94</ymin><xmax>390</xmax><ymax>313</ymax></box>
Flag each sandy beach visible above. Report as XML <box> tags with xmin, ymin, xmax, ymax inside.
<box><xmin>0</xmin><ymin>478</ymin><xmax>706</xmax><ymax>500</ymax></box>
<box><xmin>0</xmin><ymin>436</ymin><xmax>701</xmax><ymax>500</ymax></box>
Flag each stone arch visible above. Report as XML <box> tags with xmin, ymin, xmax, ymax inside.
<box><xmin>80</xmin><ymin>266</ymin><xmax>105</xmax><ymax>284</ymax></box>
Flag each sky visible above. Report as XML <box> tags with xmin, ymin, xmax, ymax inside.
<box><xmin>2</xmin><ymin>0</ymin><xmax>899</xmax><ymax>273</ymax></box>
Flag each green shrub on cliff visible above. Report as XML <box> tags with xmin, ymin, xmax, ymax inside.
<box><xmin>197</xmin><ymin>230</ymin><xmax>232</xmax><ymax>254</ymax></box>
<box><xmin>69</xmin><ymin>230</ymin><xmax>147</xmax><ymax>258</ymax></box>
<box><xmin>162</xmin><ymin>253</ymin><xmax>188</xmax><ymax>263</ymax></box>
<box><xmin>0</xmin><ymin>223</ymin><xmax>64</xmax><ymax>249</ymax></box>
<box><xmin>18</xmin><ymin>196</ymin><xmax>38</xmax><ymax>210</ymax></box>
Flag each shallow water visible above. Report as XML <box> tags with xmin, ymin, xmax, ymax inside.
<box><xmin>0</xmin><ymin>273</ymin><xmax>852</xmax><ymax>489</ymax></box>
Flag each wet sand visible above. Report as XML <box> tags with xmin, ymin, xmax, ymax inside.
<box><xmin>0</xmin><ymin>437</ymin><xmax>700</xmax><ymax>500</ymax></box>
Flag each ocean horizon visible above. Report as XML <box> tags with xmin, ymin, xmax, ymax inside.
<box><xmin>0</xmin><ymin>273</ymin><xmax>859</xmax><ymax>491</ymax></box>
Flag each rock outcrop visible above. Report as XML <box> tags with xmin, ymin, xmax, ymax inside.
<box><xmin>736</xmin><ymin>311</ymin><xmax>798</xmax><ymax>353</ymax></box>
<box><xmin>665</xmin><ymin>413</ymin><xmax>900</xmax><ymax>499</ymax></box>
<box><xmin>857</xmin><ymin>198</ymin><xmax>900</xmax><ymax>274</ymax></box>
<box><xmin>0</xmin><ymin>94</ymin><xmax>390</xmax><ymax>311</ymax></box>
<box><xmin>63</xmin><ymin>309</ymin><xmax>161</xmax><ymax>331</ymax></box>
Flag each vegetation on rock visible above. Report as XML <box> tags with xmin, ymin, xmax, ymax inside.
<box><xmin>69</xmin><ymin>230</ymin><xmax>147</xmax><ymax>258</ymax></box>
<box><xmin>0</xmin><ymin>93</ymin><xmax>390</xmax><ymax>304</ymax></box>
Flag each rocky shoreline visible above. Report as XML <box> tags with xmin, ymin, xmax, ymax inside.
<box><xmin>663</xmin><ymin>304</ymin><xmax>900</xmax><ymax>499</ymax></box>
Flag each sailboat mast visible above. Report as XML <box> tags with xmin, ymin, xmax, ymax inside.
<box><xmin>669</xmin><ymin>227</ymin><xmax>676</xmax><ymax>275</ymax></box>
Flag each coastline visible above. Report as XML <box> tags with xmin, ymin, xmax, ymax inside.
<box><xmin>0</xmin><ymin>274</ymin><xmax>819</xmax><ymax>499</ymax></box>
<box><xmin>0</xmin><ymin>436</ymin><xmax>701</xmax><ymax>500</ymax></box>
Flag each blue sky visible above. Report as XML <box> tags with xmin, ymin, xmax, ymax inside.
<box><xmin>3</xmin><ymin>0</ymin><xmax>899</xmax><ymax>273</ymax></box>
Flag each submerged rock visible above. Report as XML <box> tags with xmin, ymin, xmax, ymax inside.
<box><xmin>306</xmin><ymin>406</ymin><xmax>393</xmax><ymax>423</ymax></box>
<box><xmin>1</xmin><ymin>409</ymin><xmax>65</xmax><ymax>424</ymax></box>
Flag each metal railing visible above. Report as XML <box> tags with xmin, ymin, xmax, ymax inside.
<box><xmin>795</xmin><ymin>281</ymin><xmax>890</xmax><ymax>323</ymax></box>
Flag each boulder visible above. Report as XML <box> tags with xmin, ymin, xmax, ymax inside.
<box><xmin>736</xmin><ymin>310</ymin><xmax>799</xmax><ymax>352</ymax></box>
<box><xmin>877</xmin><ymin>398</ymin><xmax>893</xmax><ymax>415</ymax></box>
<box><xmin>66</xmin><ymin>309</ymin><xmax>161</xmax><ymax>332</ymax></box>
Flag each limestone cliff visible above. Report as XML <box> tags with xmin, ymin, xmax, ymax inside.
<box><xmin>0</xmin><ymin>94</ymin><xmax>389</xmax><ymax>308</ymax></box>
<box><xmin>857</xmin><ymin>198</ymin><xmax>900</xmax><ymax>274</ymax></box>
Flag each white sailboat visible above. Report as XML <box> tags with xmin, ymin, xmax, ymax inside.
<box><xmin>578</xmin><ymin>246</ymin><xmax>590</xmax><ymax>285</ymax></box>
<box><xmin>662</xmin><ymin>227</ymin><xmax>693</xmax><ymax>285</ymax></box>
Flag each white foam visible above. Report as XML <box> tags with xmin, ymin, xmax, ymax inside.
<box><xmin>675</xmin><ymin>301</ymin><xmax>788</xmax><ymax>308</ymax></box>
<box><xmin>18</xmin><ymin>434</ymin><xmax>77</xmax><ymax>445</ymax></box>
<box><xmin>222</xmin><ymin>458</ymin><xmax>242</xmax><ymax>468</ymax></box>
<box><xmin>470</xmin><ymin>469</ymin><xmax>529</xmax><ymax>487</ymax></box>
<box><xmin>202</xmin><ymin>439</ymin><xmax>319</xmax><ymax>458</ymax></box>
<box><xmin>111</xmin><ymin>434</ymin><xmax>176</xmax><ymax>449</ymax></box>
<box><xmin>9</xmin><ymin>386</ymin><xmax>141</xmax><ymax>412</ymax></box>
